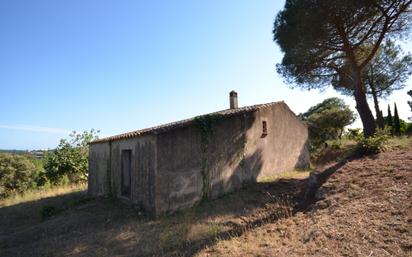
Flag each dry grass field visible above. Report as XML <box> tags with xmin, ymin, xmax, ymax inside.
<box><xmin>0</xmin><ymin>184</ymin><xmax>86</xmax><ymax>208</ymax></box>
<box><xmin>1</xmin><ymin>138</ymin><xmax>411</xmax><ymax>257</ymax></box>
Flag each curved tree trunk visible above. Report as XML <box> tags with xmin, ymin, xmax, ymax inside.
<box><xmin>354</xmin><ymin>79</ymin><xmax>376</xmax><ymax>137</ymax></box>
<box><xmin>339</xmin><ymin>30</ymin><xmax>376</xmax><ymax>137</ymax></box>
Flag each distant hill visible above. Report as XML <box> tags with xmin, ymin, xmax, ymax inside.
<box><xmin>0</xmin><ymin>149</ymin><xmax>51</xmax><ymax>159</ymax></box>
<box><xmin>0</xmin><ymin>149</ymin><xmax>29</xmax><ymax>154</ymax></box>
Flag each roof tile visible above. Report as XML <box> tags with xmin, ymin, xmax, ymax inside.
<box><xmin>90</xmin><ymin>101</ymin><xmax>283</xmax><ymax>144</ymax></box>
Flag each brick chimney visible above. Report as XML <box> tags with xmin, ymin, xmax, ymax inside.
<box><xmin>230</xmin><ymin>91</ymin><xmax>238</xmax><ymax>109</ymax></box>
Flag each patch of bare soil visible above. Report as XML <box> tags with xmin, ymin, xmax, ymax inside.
<box><xmin>197</xmin><ymin>147</ymin><xmax>412</xmax><ymax>257</ymax></box>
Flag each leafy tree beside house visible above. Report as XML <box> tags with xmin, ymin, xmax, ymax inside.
<box><xmin>273</xmin><ymin>0</ymin><xmax>412</xmax><ymax>137</ymax></box>
<box><xmin>299</xmin><ymin>97</ymin><xmax>356</xmax><ymax>149</ymax></box>
<box><xmin>44</xmin><ymin>129</ymin><xmax>99</xmax><ymax>185</ymax></box>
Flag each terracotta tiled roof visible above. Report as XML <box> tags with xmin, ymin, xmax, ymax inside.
<box><xmin>90</xmin><ymin>101</ymin><xmax>283</xmax><ymax>144</ymax></box>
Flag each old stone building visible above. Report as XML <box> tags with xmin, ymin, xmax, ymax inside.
<box><xmin>88</xmin><ymin>91</ymin><xmax>309</xmax><ymax>217</ymax></box>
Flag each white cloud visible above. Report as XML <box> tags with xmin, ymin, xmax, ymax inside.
<box><xmin>0</xmin><ymin>124</ymin><xmax>71</xmax><ymax>134</ymax></box>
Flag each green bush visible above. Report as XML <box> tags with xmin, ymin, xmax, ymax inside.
<box><xmin>0</xmin><ymin>130</ymin><xmax>98</xmax><ymax>200</ymax></box>
<box><xmin>345</xmin><ymin>128</ymin><xmax>362</xmax><ymax>140</ymax></box>
<box><xmin>355</xmin><ymin>128</ymin><xmax>391</xmax><ymax>155</ymax></box>
<box><xmin>329</xmin><ymin>139</ymin><xmax>342</xmax><ymax>149</ymax></box>
<box><xmin>401</xmin><ymin>121</ymin><xmax>412</xmax><ymax>135</ymax></box>
<box><xmin>44</xmin><ymin>130</ymin><xmax>99</xmax><ymax>185</ymax></box>
<box><xmin>0</xmin><ymin>153</ymin><xmax>42</xmax><ymax>199</ymax></box>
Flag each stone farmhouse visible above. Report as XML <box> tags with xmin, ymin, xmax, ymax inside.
<box><xmin>88</xmin><ymin>91</ymin><xmax>309</xmax><ymax>217</ymax></box>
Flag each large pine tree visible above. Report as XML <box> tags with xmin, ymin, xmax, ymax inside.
<box><xmin>273</xmin><ymin>0</ymin><xmax>412</xmax><ymax>137</ymax></box>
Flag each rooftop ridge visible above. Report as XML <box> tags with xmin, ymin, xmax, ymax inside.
<box><xmin>90</xmin><ymin>101</ymin><xmax>283</xmax><ymax>144</ymax></box>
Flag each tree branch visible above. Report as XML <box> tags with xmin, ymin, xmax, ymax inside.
<box><xmin>359</xmin><ymin>0</ymin><xmax>412</xmax><ymax>69</ymax></box>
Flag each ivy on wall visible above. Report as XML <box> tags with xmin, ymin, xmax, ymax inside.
<box><xmin>193</xmin><ymin>113</ymin><xmax>224</xmax><ymax>199</ymax></box>
<box><xmin>193</xmin><ymin>113</ymin><xmax>250</xmax><ymax>199</ymax></box>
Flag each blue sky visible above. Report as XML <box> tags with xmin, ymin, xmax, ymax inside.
<box><xmin>1</xmin><ymin>0</ymin><xmax>411</xmax><ymax>150</ymax></box>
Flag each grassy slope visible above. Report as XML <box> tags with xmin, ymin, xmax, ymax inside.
<box><xmin>0</xmin><ymin>184</ymin><xmax>86</xmax><ymax>207</ymax></box>
<box><xmin>197</xmin><ymin>139</ymin><xmax>412</xmax><ymax>257</ymax></box>
<box><xmin>0</xmin><ymin>138</ymin><xmax>411</xmax><ymax>257</ymax></box>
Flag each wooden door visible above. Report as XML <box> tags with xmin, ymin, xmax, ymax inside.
<box><xmin>121</xmin><ymin>150</ymin><xmax>132</xmax><ymax>197</ymax></box>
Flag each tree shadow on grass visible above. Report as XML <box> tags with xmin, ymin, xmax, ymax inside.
<box><xmin>162</xmin><ymin>178</ymin><xmax>307</xmax><ymax>257</ymax></box>
<box><xmin>0</xmin><ymin>190</ymin><xmax>88</xmax><ymax>235</ymax></box>
<box><xmin>0</xmin><ymin>154</ymin><xmax>354</xmax><ymax>257</ymax></box>
<box><xmin>166</xmin><ymin>159</ymin><xmax>354</xmax><ymax>257</ymax></box>
<box><xmin>0</xmin><ymin>176</ymin><xmax>310</xmax><ymax>257</ymax></box>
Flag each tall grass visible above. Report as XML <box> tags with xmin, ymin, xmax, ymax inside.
<box><xmin>387</xmin><ymin>136</ymin><xmax>412</xmax><ymax>149</ymax></box>
<box><xmin>0</xmin><ymin>183</ymin><xmax>87</xmax><ymax>207</ymax></box>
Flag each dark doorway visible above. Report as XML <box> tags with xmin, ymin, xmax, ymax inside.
<box><xmin>121</xmin><ymin>149</ymin><xmax>132</xmax><ymax>197</ymax></box>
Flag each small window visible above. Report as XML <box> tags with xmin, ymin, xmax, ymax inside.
<box><xmin>262</xmin><ymin>121</ymin><xmax>268</xmax><ymax>137</ymax></box>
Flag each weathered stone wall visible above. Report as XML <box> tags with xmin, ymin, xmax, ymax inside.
<box><xmin>155</xmin><ymin>125</ymin><xmax>202</xmax><ymax>215</ymax></box>
<box><xmin>88</xmin><ymin>135</ymin><xmax>157</xmax><ymax>215</ymax></box>
<box><xmin>89</xmin><ymin>102</ymin><xmax>309</xmax><ymax>217</ymax></box>
<box><xmin>205</xmin><ymin>113</ymin><xmax>256</xmax><ymax>199</ymax></box>
<box><xmin>110</xmin><ymin>135</ymin><xmax>157</xmax><ymax>214</ymax></box>
<box><xmin>154</xmin><ymin>102</ymin><xmax>309</xmax><ymax>215</ymax></box>
<box><xmin>244</xmin><ymin>102</ymin><xmax>310</xmax><ymax>180</ymax></box>
<box><xmin>88</xmin><ymin>142</ymin><xmax>110</xmax><ymax>196</ymax></box>
<box><xmin>155</xmin><ymin>113</ymin><xmax>256</xmax><ymax>215</ymax></box>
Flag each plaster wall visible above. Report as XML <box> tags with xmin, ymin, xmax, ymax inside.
<box><xmin>244</xmin><ymin>102</ymin><xmax>310</xmax><ymax>180</ymax></box>
<box><xmin>88</xmin><ymin>102</ymin><xmax>309</xmax><ymax>217</ymax></box>
<box><xmin>88</xmin><ymin>135</ymin><xmax>157</xmax><ymax>215</ymax></box>
<box><xmin>88</xmin><ymin>142</ymin><xmax>110</xmax><ymax>196</ymax></box>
